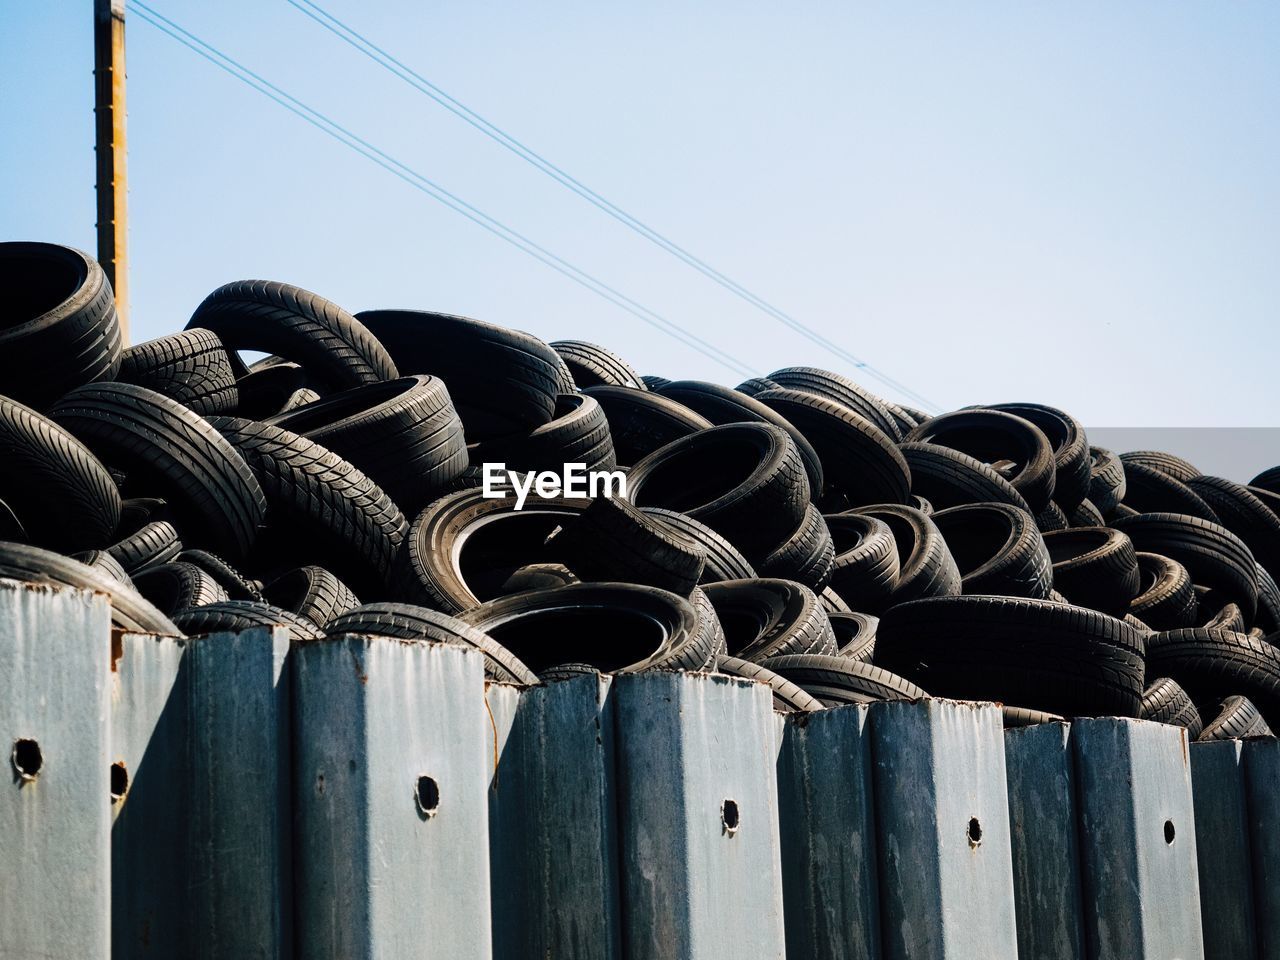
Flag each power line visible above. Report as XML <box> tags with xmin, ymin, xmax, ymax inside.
<box><xmin>130</xmin><ymin>2</ymin><xmax>759</xmax><ymax>380</ymax></box>
<box><xmin>284</xmin><ymin>0</ymin><xmax>941</xmax><ymax>413</ymax></box>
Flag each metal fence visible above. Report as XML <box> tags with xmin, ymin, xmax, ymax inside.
<box><xmin>2</xmin><ymin>576</ymin><xmax>1272</xmax><ymax>959</ymax></box>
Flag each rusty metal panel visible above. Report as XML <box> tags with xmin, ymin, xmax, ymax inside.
<box><xmin>188</xmin><ymin>627</ymin><xmax>292</xmax><ymax>959</ymax></box>
<box><xmin>869</xmin><ymin>698</ymin><xmax>1018</xmax><ymax>960</ymax></box>
<box><xmin>1003</xmin><ymin>721</ymin><xmax>1085</xmax><ymax>960</ymax></box>
<box><xmin>488</xmin><ymin>674</ymin><xmax>622</xmax><ymax>958</ymax></box>
<box><xmin>1072</xmin><ymin>718</ymin><xmax>1204</xmax><ymax>960</ymax></box>
<box><xmin>1243</xmin><ymin>737</ymin><xmax>1280</xmax><ymax>960</ymax></box>
<box><xmin>1190</xmin><ymin>739</ymin><xmax>1256</xmax><ymax>960</ymax></box>
<box><xmin>0</xmin><ymin>580</ymin><xmax>112</xmax><ymax>958</ymax></box>
<box><xmin>775</xmin><ymin>703</ymin><xmax>880</xmax><ymax>960</ymax></box>
<box><xmin>613</xmin><ymin>671</ymin><xmax>786</xmax><ymax>960</ymax></box>
<box><xmin>110</xmin><ymin>630</ymin><xmax>189</xmax><ymax>958</ymax></box>
<box><xmin>293</xmin><ymin>634</ymin><xmax>492</xmax><ymax>960</ymax></box>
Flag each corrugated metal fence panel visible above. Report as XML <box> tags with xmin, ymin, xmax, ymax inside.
<box><xmin>488</xmin><ymin>673</ymin><xmax>622</xmax><ymax>959</ymax></box>
<box><xmin>293</xmin><ymin>634</ymin><xmax>492</xmax><ymax>960</ymax></box>
<box><xmin>869</xmin><ymin>698</ymin><xmax>1018</xmax><ymax>960</ymax></box>
<box><xmin>1072</xmin><ymin>718</ymin><xmax>1204</xmax><ymax>960</ymax></box>
<box><xmin>0</xmin><ymin>580</ymin><xmax>112</xmax><ymax>959</ymax></box>
<box><xmin>1003</xmin><ymin>721</ymin><xmax>1085</xmax><ymax>960</ymax></box>
<box><xmin>1190</xmin><ymin>739</ymin><xmax>1256</xmax><ymax>960</ymax></box>
<box><xmin>613</xmin><ymin>671</ymin><xmax>787</xmax><ymax>960</ymax></box>
<box><xmin>775</xmin><ymin>704</ymin><xmax>880</xmax><ymax>960</ymax></box>
<box><xmin>1243</xmin><ymin>738</ymin><xmax>1280</xmax><ymax>960</ymax></box>
<box><xmin>111</xmin><ymin>630</ymin><xmax>190</xmax><ymax>958</ymax></box>
<box><xmin>187</xmin><ymin>627</ymin><xmax>293</xmax><ymax>959</ymax></box>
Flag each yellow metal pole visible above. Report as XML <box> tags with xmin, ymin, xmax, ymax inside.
<box><xmin>94</xmin><ymin>0</ymin><xmax>129</xmax><ymax>343</ymax></box>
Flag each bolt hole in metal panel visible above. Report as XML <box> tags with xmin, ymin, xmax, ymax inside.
<box><xmin>0</xmin><ymin>580</ymin><xmax>112</xmax><ymax>958</ymax></box>
<box><xmin>293</xmin><ymin>634</ymin><xmax>492</xmax><ymax>960</ymax></box>
<box><xmin>1071</xmin><ymin>718</ymin><xmax>1204</xmax><ymax>960</ymax></box>
<box><xmin>613</xmin><ymin>671</ymin><xmax>786</xmax><ymax>960</ymax></box>
<box><xmin>869</xmin><ymin>698</ymin><xmax>1018</xmax><ymax>960</ymax></box>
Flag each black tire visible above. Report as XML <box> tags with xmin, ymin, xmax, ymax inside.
<box><xmin>1112</xmin><ymin>513</ymin><xmax>1259</xmax><ymax>623</ymax></box>
<box><xmin>70</xmin><ymin>549</ymin><xmax>133</xmax><ymax>586</ymax></box>
<box><xmin>735</xmin><ymin>377</ymin><xmax>782</xmax><ymax>397</ymax></box>
<box><xmin>546</xmin><ymin>495</ymin><xmax>706</xmax><ymax>596</ymax></box>
<box><xmin>755</xmin><ymin>388</ymin><xmax>910</xmax><ymax>509</ymax></box>
<box><xmin>172</xmin><ymin>599</ymin><xmax>323</xmax><ymax>642</ymax></box>
<box><xmin>0</xmin><ymin>541</ymin><xmax>179</xmax><ymax>635</ymax></box>
<box><xmin>762</xmin><ymin>654</ymin><xmax>927</xmax><ymax>703</ymax></box>
<box><xmin>823</xmin><ymin>514</ymin><xmax>900</xmax><ymax>612</ymax></box>
<box><xmin>1199</xmin><ymin>696</ymin><xmax>1273</xmax><ymax>741</ymax></box>
<box><xmin>702</xmin><ymin>578</ymin><xmax>836</xmax><ymax>661</ymax></box>
<box><xmin>640</xmin><ymin>375</ymin><xmax>671</xmax><ymax>391</ymax></box>
<box><xmin>1251</xmin><ymin>467</ymin><xmax>1280</xmax><ymax>496</ymax></box>
<box><xmin>820</xmin><ymin>587</ymin><xmax>852</xmax><ymax>614</ymax></box>
<box><xmin>207</xmin><ymin>417</ymin><xmax>407</xmax><ymax>595</ymax></box>
<box><xmin>642</xmin><ymin>508</ymin><xmax>758</xmax><ymax>583</ymax></box>
<box><xmin>931</xmin><ymin>503</ymin><xmax>1053</xmax><ymax>600</ymax></box>
<box><xmin>549</xmin><ymin>339</ymin><xmax>646</xmax><ymax>389</ymax></box>
<box><xmin>117</xmin><ymin>328</ymin><xmax>238</xmax><ymax>415</ymax></box>
<box><xmin>911</xmin><ymin>495</ymin><xmax>934</xmax><ymax>516</ymax></box>
<box><xmin>758</xmin><ymin>505</ymin><xmax>835</xmax><ymax>591</ymax></box>
<box><xmin>1043</xmin><ymin>527</ymin><xmax>1141</xmax><ymax>616</ymax></box>
<box><xmin>846</xmin><ymin>503</ymin><xmax>962</xmax><ymax>608</ymax></box>
<box><xmin>1256</xmin><ymin>563</ymin><xmax>1280</xmax><ymax>635</ymax></box>
<box><xmin>581</xmin><ymin>385</ymin><xmax>713</xmax><ymax>467</ymax></box>
<box><xmin>1088</xmin><ymin>447</ymin><xmax>1127</xmax><ymax>516</ymax></box>
<box><xmin>50</xmin><ymin>383</ymin><xmax>266</xmax><ymax>561</ymax></box>
<box><xmin>899</xmin><ymin>442</ymin><xmax>1031</xmax><ymax>512</ymax></box>
<box><xmin>1121</xmin><ymin>450</ymin><xmax>1201</xmax><ymax>484</ymax></box>
<box><xmin>1147</xmin><ymin>627</ymin><xmax>1280</xmax><ymax>726</ymax></box>
<box><xmin>1130</xmin><ymin>552</ymin><xmax>1200</xmax><ymax>630</ymax></box>
<box><xmin>626</xmin><ymin>423</ymin><xmax>809</xmax><ymax>562</ymax></box>
<box><xmin>1139</xmin><ymin>677</ymin><xmax>1204</xmax><ymax>738</ymax></box>
<box><xmin>1002</xmin><ymin>706</ymin><xmax>1065</xmax><ymax>728</ymax></box>
<box><xmin>829</xmin><ymin>611</ymin><xmax>877</xmax><ymax>662</ymax></box>
<box><xmin>117</xmin><ymin>497</ymin><xmax>172</xmax><ymax>536</ymax></box>
<box><xmin>0</xmin><ymin>497</ymin><xmax>26</xmax><ymax>542</ymax></box>
<box><xmin>876</xmin><ymin>596</ymin><xmax>1146</xmax><ymax>717</ymax></box>
<box><xmin>394</xmin><ymin>489</ymin><xmax>587</xmax><ymax>613</ymax></box>
<box><xmin>0</xmin><ymin>242</ymin><xmax>122</xmax><ymax>408</ymax></box>
<box><xmin>765</xmin><ymin>367</ymin><xmax>904</xmax><ymax>441</ymax></box>
<box><xmin>189</xmin><ymin>280</ymin><xmax>397</xmax><ymax>391</ymax></box>
<box><xmin>1118</xmin><ymin>461</ymin><xmax>1220</xmax><ymax>524</ymax></box>
<box><xmin>1068</xmin><ymin>498</ymin><xmax>1107</xmax><ymax>528</ymax></box>
<box><xmin>469</xmin><ymin>393</ymin><xmax>616</xmax><ymax>474</ymax></box>
<box><xmin>689</xmin><ymin>585</ymin><xmax>727</xmax><ymax>670</ymax></box>
<box><xmin>268</xmin><ymin>376</ymin><xmax>467</xmax><ymax>514</ymax></box>
<box><xmin>1034</xmin><ymin>500</ymin><xmax>1069</xmax><ymax>533</ymax></box>
<box><xmin>1202</xmin><ymin>601</ymin><xmax>1246</xmax><ymax>633</ymax></box>
<box><xmin>496</xmin><ymin>563</ymin><xmax>579</xmax><ymax>596</ymax></box>
<box><xmin>132</xmin><ymin>562</ymin><xmax>230</xmax><ymax>615</ymax></box>
<box><xmin>717</xmin><ymin>656</ymin><xmax>824</xmax><ymax>713</ymax></box>
<box><xmin>459</xmin><ymin>582</ymin><xmax>711</xmax><ymax>674</ymax></box>
<box><xmin>107</xmin><ymin>521</ymin><xmax>183</xmax><ymax>575</ymax></box>
<box><xmin>1186</xmin><ymin>476</ymin><xmax>1280</xmax><ymax>583</ymax></box>
<box><xmin>177</xmin><ymin>549</ymin><xmax>264</xmax><ymax>602</ymax></box>
<box><xmin>986</xmin><ymin>403</ymin><xmax>1090</xmax><ymax>509</ymax></box>
<box><xmin>325</xmin><ymin>601</ymin><xmax>537</xmax><ymax>684</ymax></box>
<box><xmin>262</xmin><ymin>566</ymin><xmax>361</xmax><ymax>627</ymax></box>
<box><xmin>356</xmin><ymin>309</ymin><xmax>562</xmax><ymax>440</ymax></box>
<box><xmin>655</xmin><ymin>380</ymin><xmax>825</xmax><ymax>496</ymax></box>
<box><xmin>0</xmin><ymin>395</ymin><xmax>121</xmax><ymax>551</ymax></box>
<box><xmin>905</xmin><ymin>409</ymin><xmax>1056</xmax><ymax>512</ymax></box>
<box><xmin>233</xmin><ymin>362</ymin><xmax>311</xmax><ymax>420</ymax></box>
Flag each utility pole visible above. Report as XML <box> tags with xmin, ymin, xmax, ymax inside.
<box><xmin>94</xmin><ymin>0</ymin><xmax>129</xmax><ymax>342</ymax></box>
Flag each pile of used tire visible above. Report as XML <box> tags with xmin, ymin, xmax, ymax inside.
<box><xmin>3</xmin><ymin>240</ymin><xmax>1279</xmax><ymax>743</ymax></box>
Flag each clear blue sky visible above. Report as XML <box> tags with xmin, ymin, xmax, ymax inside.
<box><xmin>3</xmin><ymin>1</ymin><xmax>1278</xmax><ymax>429</ymax></box>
